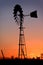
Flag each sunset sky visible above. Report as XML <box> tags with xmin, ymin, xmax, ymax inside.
<box><xmin>0</xmin><ymin>0</ymin><xmax>43</xmax><ymax>58</ymax></box>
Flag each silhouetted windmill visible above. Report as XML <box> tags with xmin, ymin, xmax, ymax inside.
<box><xmin>13</xmin><ymin>4</ymin><xmax>38</xmax><ymax>59</ymax></box>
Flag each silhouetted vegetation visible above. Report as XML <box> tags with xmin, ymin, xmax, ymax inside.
<box><xmin>0</xmin><ymin>58</ymin><xmax>43</xmax><ymax>64</ymax></box>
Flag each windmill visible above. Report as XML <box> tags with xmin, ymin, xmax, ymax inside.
<box><xmin>13</xmin><ymin>4</ymin><xmax>38</xmax><ymax>59</ymax></box>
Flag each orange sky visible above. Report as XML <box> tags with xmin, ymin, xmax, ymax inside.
<box><xmin>0</xmin><ymin>19</ymin><xmax>43</xmax><ymax>58</ymax></box>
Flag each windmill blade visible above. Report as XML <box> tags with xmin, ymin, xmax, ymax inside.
<box><xmin>30</xmin><ymin>10</ymin><xmax>38</xmax><ymax>18</ymax></box>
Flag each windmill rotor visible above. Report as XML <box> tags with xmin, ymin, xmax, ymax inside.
<box><xmin>13</xmin><ymin>4</ymin><xmax>23</xmax><ymax>25</ymax></box>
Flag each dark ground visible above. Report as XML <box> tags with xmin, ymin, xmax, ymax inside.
<box><xmin>0</xmin><ymin>58</ymin><xmax>43</xmax><ymax>65</ymax></box>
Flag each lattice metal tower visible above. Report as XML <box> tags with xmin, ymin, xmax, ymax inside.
<box><xmin>18</xmin><ymin>19</ymin><xmax>27</xmax><ymax>59</ymax></box>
